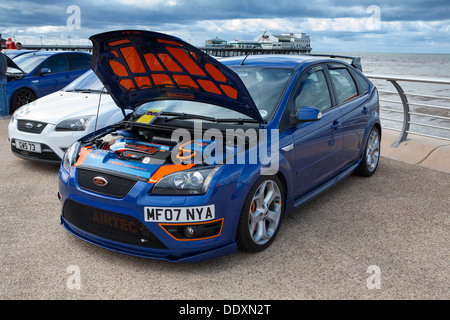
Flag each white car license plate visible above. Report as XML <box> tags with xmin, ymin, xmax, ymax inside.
<box><xmin>144</xmin><ymin>205</ymin><xmax>215</xmax><ymax>223</ymax></box>
<box><xmin>15</xmin><ymin>140</ymin><xmax>42</xmax><ymax>153</ymax></box>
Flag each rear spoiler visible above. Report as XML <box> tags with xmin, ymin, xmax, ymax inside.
<box><xmin>306</xmin><ymin>54</ymin><xmax>363</xmax><ymax>72</ymax></box>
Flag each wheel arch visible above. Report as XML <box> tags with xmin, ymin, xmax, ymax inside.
<box><xmin>372</xmin><ymin>121</ymin><xmax>382</xmax><ymax>139</ymax></box>
<box><xmin>274</xmin><ymin>170</ymin><xmax>289</xmax><ymax>216</ymax></box>
<box><xmin>8</xmin><ymin>86</ymin><xmax>37</xmax><ymax>113</ymax></box>
<box><xmin>237</xmin><ymin>153</ymin><xmax>293</xmax><ymax>217</ymax></box>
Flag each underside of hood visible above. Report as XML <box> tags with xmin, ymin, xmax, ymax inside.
<box><xmin>89</xmin><ymin>30</ymin><xmax>263</xmax><ymax>123</ymax></box>
<box><xmin>6</xmin><ymin>55</ymin><xmax>25</xmax><ymax>75</ymax></box>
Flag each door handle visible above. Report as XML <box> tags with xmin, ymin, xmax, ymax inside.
<box><xmin>331</xmin><ymin>121</ymin><xmax>341</xmax><ymax>130</ymax></box>
<box><xmin>362</xmin><ymin>106</ymin><xmax>368</xmax><ymax>115</ymax></box>
<box><xmin>281</xmin><ymin>144</ymin><xmax>294</xmax><ymax>152</ymax></box>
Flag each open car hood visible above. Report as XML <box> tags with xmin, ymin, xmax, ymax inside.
<box><xmin>89</xmin><ymin>30</ymin><xmax>263</xmax><ymax>123</ymax></box>
<box><xmin>6</xmin><ymin>55</ymin><xmax>25</xmax><ymax>74</ymax></box>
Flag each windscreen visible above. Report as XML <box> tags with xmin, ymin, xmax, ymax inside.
<box><xmin>131</xmin><ymin>67</ymin><xmax>293</xmax><ymax>122</ymax></box>
<box><xmin>13</xmin><ymin>54</ymin><xmax>48</xmax><ymax>74</ymax></box>
<box><xmin>232</xmin><ymin>67</ymin><xmax>293</xmax><ymax>119</ymax></box>
<box><xmin>63</xmin><ymin>70</ymin><xmax>106</xmax><ymax>92</ymax></box>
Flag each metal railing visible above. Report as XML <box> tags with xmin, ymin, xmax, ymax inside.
<box><xmin>366</xmin><ymin>75</ymin><xmax>450</xmax><ymax>147</ymax></box>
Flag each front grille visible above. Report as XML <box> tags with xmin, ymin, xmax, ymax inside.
<box><xmin>77</xmin><ymin>167</ymin><xmax>138</xmax><ymax>198</ymax></box>
<box><xmin>63</xmin><ymin>200</ymin><xmax>167</xmax><ymax>249</ymax></box>
<box><xmin>11</xmin><ymin>141</ymin><xmax>61</xmax><ymax>162</ymax></box>
<box><xmin>17</xmin><ymin>120</ymin><xmax>47</xmax><ymax>134</ymax></box>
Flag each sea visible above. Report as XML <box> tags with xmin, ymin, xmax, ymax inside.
<box><xmin>318</xmin><ymin>52</ymin><xmax>450</xmax><ymax>139</ymax></box>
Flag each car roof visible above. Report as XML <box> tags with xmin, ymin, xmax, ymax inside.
<box><xmin>17</xmin><ymin>51</ymin><xmax>90</xmax><ymax>57</ymax></box>
<box><xmin>220</xmin><ymin>54</ymin><xmax>333</xmax><ymax>69</ymax></box>
<box><xmin>4</xmin><ymin>49</ymin><xmax>37</xmax><ymax>54</ymax></box>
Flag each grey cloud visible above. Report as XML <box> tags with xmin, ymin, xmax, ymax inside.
<box><xmin>1</xmin><ymin>0</ymin><xmax>448</xmax><ymax>53</ymax></box>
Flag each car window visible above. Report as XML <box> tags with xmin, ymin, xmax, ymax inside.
<box><xmin>39</xmin><ymin>54</ymin><xmax>70</xmax><ymax>73</ymax></box>
<box><xmin>351</xmin><ymin>69</ymin><xmax>370</xmax><ymax>95</ymax></box>
<box><xmin>293</xmin><ymin>68</ymin><xmax>332</xmax><ymax>113</ymax></box>
<box><xmin>69</xmin><ymin>53</ymin><xmax>91</xmax><ymax>70</ymax></box>
<box><xmin>328</xmin><ymin>67</ymin><xmax>358</xmax><ymax>104</ymax></box>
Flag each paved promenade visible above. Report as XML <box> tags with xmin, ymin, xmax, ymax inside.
<box><xmin>0</xmin><ymin>119</ymin><xmax>448</xmax><ymax>300</ymax></box>
<box><xmin>381</xmin><ymin>129</ymin><xmax>450</xmax><ymax>174</ymax></box>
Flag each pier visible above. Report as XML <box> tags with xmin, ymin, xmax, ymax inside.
<box><xmin>17</xmin><ymin>44</ymin><xmax>312</xmax><ymax>57</ymax></box>
<box><xmin>14</xmin><ymin>44</ymin><xmax>93</xmax><ymax>52</ymax></box>
<box><xmin>198</xmin><ymin>47</ymin><xmax>312</xmax><ymax>57</ymax></box>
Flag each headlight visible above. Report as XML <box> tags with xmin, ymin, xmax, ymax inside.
<box><xmin>152</xmin><ymin>166</ymin><xmax>221</xmax><ymax>195</ymax></box>
<box><xmin>62</xmin><ymin>141</ymin><xmax>81</xmax><ymax>173</ymax></box>
<box><xmin>11</xmin><ymin>105</ymin><xmax>29</xmax><ymax>124</ymax></box>
<box><xmin>56</xmin><ymin>116</ymin><xmax>94</xmax><ymax>131</ymax></box>
<box><xmin>11</xmin><ymin>110</ymin><xmax>20</xmax><ymax>123</ymax></box>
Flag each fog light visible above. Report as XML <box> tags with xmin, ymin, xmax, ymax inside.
<box><xmin>184</xmin><ymin>226</ymin><xmax>196</xmax><ymax>238</ymax></box>
<box><xmin>160</xmin><ymin>219</ymin><xmax>224</xmax><ymax>241</ymax></box>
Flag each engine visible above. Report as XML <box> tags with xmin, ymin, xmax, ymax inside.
<box><xmin>92</xmin><ymin>127</ymin><xmax>240</xmax><ymax>167</ymax></box>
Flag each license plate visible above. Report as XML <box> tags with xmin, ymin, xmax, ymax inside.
<box><xmin>15</xmin><ymin>139</ymin><xmax>42</xmax><ymax>153</ymax></box>
<box><xmin>144</xmin><ymin>205</ymin><xmax>215</xmax><ymax>223</ymax></box>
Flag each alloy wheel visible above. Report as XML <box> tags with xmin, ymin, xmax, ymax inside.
<box><xmin>366</xmin><ymin>129</ymin><xmax>380</xmax><ymax>172</ymax></box>
<box><xmin>247</xmin><ymin>179</ymin><xmax>282</xmax><ymax>246</ymax></box>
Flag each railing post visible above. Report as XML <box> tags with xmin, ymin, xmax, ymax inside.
<box><xmin>388</xmin><ymin>80</ymin><xmax>410</xmax><ymax>147</ymax></box>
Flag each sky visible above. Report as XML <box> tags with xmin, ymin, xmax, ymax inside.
<box><xmin>0</xmin><ymin>0</ymin><xmax>449</xmax><ymax>53</ymax></box>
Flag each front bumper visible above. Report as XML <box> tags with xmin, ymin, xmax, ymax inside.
<box><xmin>8</xmin><ymin>119</ymin><xmax>84</xmax><ymax>162</ymax></box>
<box><xmin>58</xmin><ymin>165</ymin><xmax>249</xmax><ymax>263</ymax></box>
<box><xmin>61</xmin><ymin>216</ymin><xmax>237</xmax><ymax>263</ymax></box>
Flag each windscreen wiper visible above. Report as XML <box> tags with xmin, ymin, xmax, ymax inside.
<box><xmin>160</xmin><ymin>112</ymin><xmax>218</xmax><ymax>122</ymax></box>
<box><xmin>215</xmin><ymin>118</ymin><xmax>261</xmax><ymax>124</ymax></box>
<box><xmin>66</xmin><ymin>89</ymin><xmax>106</xmax><ymax>93</ymax></box>
<box><xmin>161</xmin><ymin>112</ymin><xmax>261</xmax><ymax>124</ymax></box>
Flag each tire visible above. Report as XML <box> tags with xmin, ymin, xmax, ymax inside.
<box><xmin>354</xmin><ymin>126</ymin><xmax>381</xmax><ymax>177</ymax></box>
<box><xmin>10</xmin><ymin>88</ymin><xmax>36</xmax><ymax>114</ymax></box>
<box><xmin>236</xmin><ymin>175</ymin><xmax>284</xmax><ymax>252</ymax></box>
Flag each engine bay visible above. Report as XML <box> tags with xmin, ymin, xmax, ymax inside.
<box><xmin>85</xmin><ymin>121</ymin><xmax>252</xmax><ymax>168</ymax></box>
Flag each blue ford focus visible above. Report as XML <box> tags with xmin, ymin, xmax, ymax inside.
<box><xmin>58</xmin><ymin>30</ymin><xmax>381</xmax><ymax>262</ymax></box>
<box><xmin>6</xmin><ymin>51</ymin><xmax>91</xmax><ymax>113</ymax></box>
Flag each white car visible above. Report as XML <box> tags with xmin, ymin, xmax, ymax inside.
<box><xmin>8</xmin><ymin>70</ymin><xmax>126</xmax><ymax>162</ymax></box>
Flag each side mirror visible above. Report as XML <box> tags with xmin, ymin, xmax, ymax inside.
<box><xmin>39</xmin><ymin>68</ymin><xmax>51</xmax><ymax>75</ymax></box>
<box><xmin>296</xmin><ymin>107</ymin><xmax>322</xmax><ymax>123</ymax></box>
